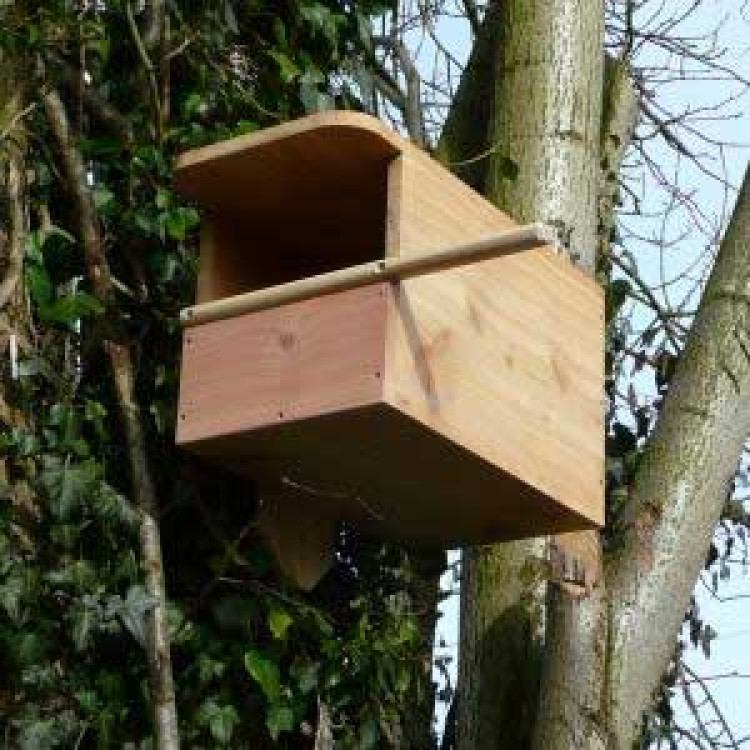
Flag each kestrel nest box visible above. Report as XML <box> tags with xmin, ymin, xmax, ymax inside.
<box><xmin>174</xmin><ymin>112</ymin><xmax>604</xmax><ymax>586</ymax></box>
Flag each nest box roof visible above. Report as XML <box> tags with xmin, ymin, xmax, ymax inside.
<box><xmin>174</xmin><ymin>111</ymin><xmax>409</xmax><ymax>222</ymax></box>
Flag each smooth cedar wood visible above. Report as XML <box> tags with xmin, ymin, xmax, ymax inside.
<box><xmin>174</xmin><ymin>111</ymin><xmax>604</xmax><ymax>584</ymax></box>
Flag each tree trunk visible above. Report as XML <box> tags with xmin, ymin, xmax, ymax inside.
<box><xmin>456</xmin><ymin>544</ymin><xmax>546</xmax><ymax>749</ymax></box>
<box><xmin>441</xmin><ymin>2</ymin><xmax>605</xmax><ymax>748</ymax></box>
<box><xmin>531</xmin><ymin>57</ymin><xmax>640</xmax><ymax>750</ymax></box>
<box><xmin>443</xmin><ymin>3</ymin><xmax>750</xmax><ymax>749</ymax></box>
<box><xmin>604</xmin><ymin>167</ymin><xmax>750</xmax><ymax>746</ymax></box>
<box><xmin>0</xmin><ymin>67</ymin><xmax>31</xmax><ymax>466</ymax></box>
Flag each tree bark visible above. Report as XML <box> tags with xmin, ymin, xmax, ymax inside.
<box><xmin>531</xmin><ymin>58</ymin><xmax>640</xmax><ymax>750</ymax></box>
<box><xmin>436</xmin><ymin>1</ymin><xmax>500</xmax><ymax>191</ymax></box>
<box><xmin>605</xmin><ymin>167</ymin><xmax>750</xmax><ymax>747</ymax></box>
<box><xmin>0</xmin><ymin>87</ymin><xmax>26</xmax><ymax>313</ymax></box>
<box><xmin>445</xmin><ymin>3</ymin><xmax>605</xmax><ymax>748</ymax></box>
<box><xmin>456</xmin><ymin>544</ymin><xmax>546</xmax><ymax>749</ymax></box>
<box><xmin>483</xmin><ymin>0</ymin><xmax>605</xmax><ymax>273</ymax></box>
<box><xmin>443</xmin><ymin>4</ymin><xmax>750</xmax><ymax>749</ymax></box>
<box><xmin>0</xmin><ymin>68</ymin><xmax>31</xmax><ymax>473</ymax></box>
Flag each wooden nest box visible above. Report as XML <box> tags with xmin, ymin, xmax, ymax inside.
<box><xmin>175</xmin><ymin>112</ymin><xmax>604</xmax><ymax>587</ymax></box>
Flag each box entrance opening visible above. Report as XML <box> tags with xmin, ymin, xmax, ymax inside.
<box><xmin>174</xmin><ymin>118</ymin><xmax>398</xmax><ymax>305</ymax></box>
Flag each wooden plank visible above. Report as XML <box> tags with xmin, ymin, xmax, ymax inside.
<box><xmin>195</xmin><ymin>218</ymin><xmax>261</xmax><ymax>304</ymax></box>
<box><xmin>175</xmin><ymin>111</ymin><xmax>405</xmax><ymax>211</ymax></box>
<box><xmin>383</xmin><ymin>150</ymin><xmax>604</xmax><ymax>527</ymax></box>
<box><xmin>385</xmin><ymin>149</ymin><xmax>518</xmax><ymax>255</ymax></box>
<box><xmin>184</xmin><ymin>404</ymin><xmax>598</xmax><ymax>546</ymax></box>
<box><xmin>177</xmin><ymin>284</ymin><xmax>389</xmax><ymax>445</ymax></box>
<box><xmin>257</xmin><ymin>483</ymin><xmax>337</xmax><ymax>590</ymax></box>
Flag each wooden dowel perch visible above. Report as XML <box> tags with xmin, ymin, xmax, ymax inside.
<box><xmin>181</xmin><ymin>223</ymin><xmax>558</xmax><ymax>327</ymax></box>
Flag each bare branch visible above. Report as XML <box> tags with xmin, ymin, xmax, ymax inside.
<box><xmin>142</xmin><ymin>0</ymin><xmax>166</xmax><ymax>51</ymax></box>
<box><xmin>681</xmin><ymin>661</ymin><xmax>741</xmax><ymax>749</ymax></box>
<box><xmin>125</xmin><ymin>0</ymin><xmax>164</xmax><ymax>137</ymax></box>
<box><xmin>0</xmin><ymin>147</ymin><xmax>26</xmax><ymax>310</ymax></box>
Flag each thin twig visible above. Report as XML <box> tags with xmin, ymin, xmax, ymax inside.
<box><xmin>125</xmin><ymin>0</ymin><xmax>163</xmax><ymax>138</ymax></box>
<box><xmin>0</xmin><ymin>148</ymin><xmax>26</xmax><ymax>310</ymax></box>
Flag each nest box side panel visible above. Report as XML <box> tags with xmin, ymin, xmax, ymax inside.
<box><xmin>177</xmin><ymin>284</ymin><xmax>389</xmax><ymax>447</ymax></box>
<box><xmin>383</xmin><ymin>151</ymin><xmax>604</xmax><ymax>529</ymax></box>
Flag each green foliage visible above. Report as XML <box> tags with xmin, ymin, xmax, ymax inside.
<box><xmin>1</xmin><ymin>1</ymin><xmax>433</xmax><ymax>747</ymax></box>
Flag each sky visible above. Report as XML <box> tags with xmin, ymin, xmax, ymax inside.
<box><xmin>403</xmin><ymin>1</ymin><xmax>750</xmax><ymax>743</ymax></box>
<box><xmin>615</xmin><ymin>2</ymin><xmax>750</xmax><ymax>744</ymax></box>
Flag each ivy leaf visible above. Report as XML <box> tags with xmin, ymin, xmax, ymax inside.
<box><xmin>118</xmin><ymin>587</ymin><xmax>156</xmax><ymax>647</ymax></box>
<box><xmin>17</xmin><ymin>715</ymin><xmax>75</xmax><ymax>750</ymax></box>
<box><xmin>607</xmin><ymin>278</ymin><xmax>632</xmax><ymax>321</ymax></box>
<box><xmin>155</xmin><ymin>187</ymin><xmax>172</xmax><ymax>210</ymax></box>
<box><xmin>197</xmin><ymin>699</ymin><xmax>239</xmax><ymax>745</ymax></box>
<box><xmin>266</xmin><ymin>703</ymin><xmax>295</xmax><ymax>741</ymax></box>
<box><xmin>165</xmin><ymin>206</ymin><xmax>200</xmax><ymax>241</ymax></box>
<box><xmin>268</xmin><ymin>50</ymin><xmax>301</xmax><ymax>83</ymax></box>
<box><xmin>39</xmin><ymin>292</ymin><xmax>104</xmax><ymax>326</ymax></box>
<box><xmin>268</xmin><ymin>604</ymin><xmax>293</xmax><ymax>641</ymax></box>
<box><xmin>40</xmin><ymin>461</ymin><xmax>93</xmax><ymax>520</ymax></box>
<box><xmin>70</xmin><ymin>600</ymin><xmax>99</xmax><ymax>651</ymax></box>
<box><xmin>359</xmin><ymin>717</ymin><xmax>380</xmax><ymax>749</ymax></box>
<box><xmin>0</xmin><ymin>572</ymin><xmax>24</xmax><ymax>622</ymax></box>
<box><xmin>197</xmin><ymin>654</ymin><xmax>226</xmax><ymax>683</ymax></box>
<box><xmin>26</xmin><ymin>264</ymin><xmax>54</xmax><ymax>307</ymax></box>
<box><xmin>292</xmin><ymin>660</ymin><xmax>319</xmax><ymax>694</ymax></box>
<box><xmin>299</xmin><ymin>68</ymin><xmax>334</xmax><ymax>113</ymax></box>
<box><xmin>80</xmin><ymin>137</ymin><xmax>123</xmax><ymax>157</ymax></box>
<box><xmin>92</xmin><ymin>186</ymin><xmax>115</xmax><ymax>211</ymax></box>
<box><xmin>300</xmin><ymin>4</ymin><xmax>342</xmax><ymax>49</ymax></box>
<box><xmin>86</xmin><ymin>35</ymin><xmax>111</xmax><ymax>63</ymax></box>
<box><xmin>24</xmin><ymin>230</ymin><xmax>46</xmax><ymax>263</ymax></box>
<box><xmin>105</xmin><ymin>586</ymin><xmax>156</xmax><ymax>648</ymax></box>
<box><xmin>244</xmin><ymin>649</ymin><xmax>281</xmax><ymax>702</ymax></box>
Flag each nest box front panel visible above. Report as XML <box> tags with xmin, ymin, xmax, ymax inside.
<box><xmin>177</xmin><ymin>284</ymin><xmax>389</xmax><ymax>446</ymax></box>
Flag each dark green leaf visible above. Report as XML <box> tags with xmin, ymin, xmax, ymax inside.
<box><xmin>244</xmin><ymin>649</ymin><xmax>281</xmax><ymax>702</ymax></box>
<box><xmin>266</xmin><ymin>703</ymin><xmax>295</xmax><ymax>740</ymax></box>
